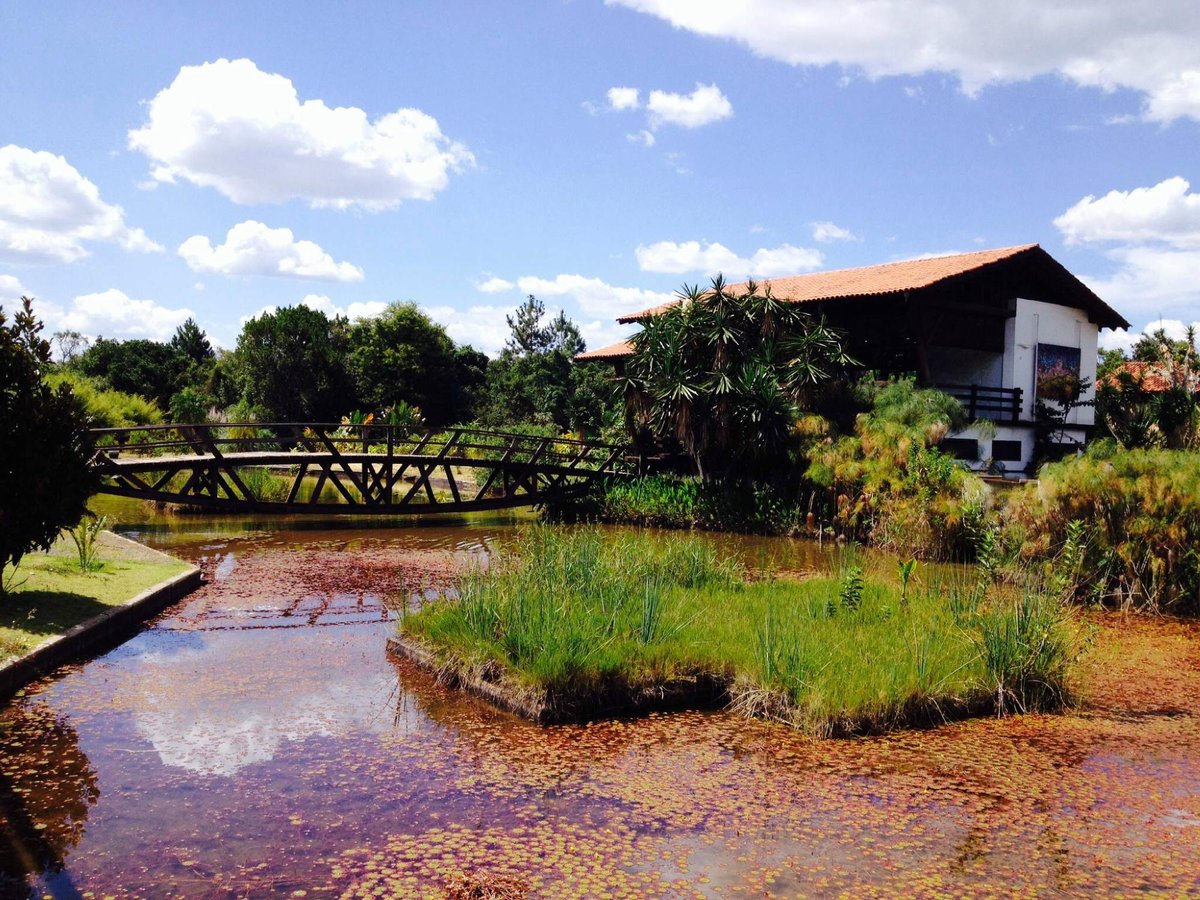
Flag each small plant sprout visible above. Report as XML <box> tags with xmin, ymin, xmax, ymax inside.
<box><xmin>68</xmin><ymin>514</ymin><xmax>107</xmax><ymax>573</ymax></box>
<box><xmin>898</xmin><ymin>558</ymin><xmax>918</xmax><ymax>606</ymax></box>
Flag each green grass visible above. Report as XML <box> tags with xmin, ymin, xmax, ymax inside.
<box><xmin>0</xmin><ymin>540</ymin><xmax>191</xmax><ymax>662</ymax></box>
<box><xmin>402</xmin><ymin>527</ymin><xmax>1084</xmax><ymax>734</ymax></box>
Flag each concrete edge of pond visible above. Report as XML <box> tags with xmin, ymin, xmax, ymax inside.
<box><xmin>0</xmin><ymin>534</ymin><xmax>202</xmax><ymax>702</ymax></box>
<box><xmin>387</xmin><ymin>633</ymin><xmax>728</xmax><ymax>725</ymax></box>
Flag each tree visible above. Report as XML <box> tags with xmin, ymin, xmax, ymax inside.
<box><xmin>76</xmin><ymin>337</ymin><xmax>186</xmax><ymax>409</ymax></box>
<box><xmin>232</xmin><ymin>305</ymin><xmax>353</xmax><ymax>421</ymax></box>
<box><xmin>347</xmin><ymin>302</ymin><xmax>475</xmax><ymax>424</ymax></box>
<box><xmin>624</xmin><ymin>276</ymin><xmax>856</xmax><ymax>481</ymax></box>
<box><xmin>170</xmin><ymin>317</ymin><xmax>214</xmax><ymax>365</ymax></box>
<box><xmin>1097</xmin><ymin>326</ymin><xmax>1199</xmax><ymax>450</ymax></box>
<box><xmin>51</xmin><ymin>330</ymin><xmax>89</xmax><ymax>365</ymax></box>
<box><xmin>1</xmin><ymin>298</ymin><xmax>98</xmax><ymax>592</ymax></box>
<box><xmin>477</xmin><ymin>296</ymin><xmax>611</xmax><ymax>433</ymax></box>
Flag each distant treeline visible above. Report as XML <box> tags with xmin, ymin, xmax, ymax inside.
<box><xmin>50</xmin><ymin>295</ymin><xmax>621</xmax><ymax>436</ymax></box>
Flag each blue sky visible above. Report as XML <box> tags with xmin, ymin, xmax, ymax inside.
<box><xmin>2</xmin><ymin>0</ymin><xmax>1199</xmax><ymax>355</ymax></box>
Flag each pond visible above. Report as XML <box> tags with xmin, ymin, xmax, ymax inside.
<box><xmin>1</xmin><ymin>497</ymin><xmax>1198</xmax><ymax>896</ymax></box>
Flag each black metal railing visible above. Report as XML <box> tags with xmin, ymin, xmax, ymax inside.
<box><xmin>936</xmin><ymin>384</ymin><xmax>1023</xmax><ymax>423</ymax></box>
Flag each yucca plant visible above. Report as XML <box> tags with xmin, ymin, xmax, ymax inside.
<box><xmin>623</xmin><ymin>276</ymin><xmax>856</xmax><ymax>482</ymax></box>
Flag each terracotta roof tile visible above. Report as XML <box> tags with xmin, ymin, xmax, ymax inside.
<box><xmin>617</xmin><ymin>244</ymin><xmax>1127</xmax><ymax>329</ymax></box>
<box><xmin>1102</xmin><ymin>360</ymin><xmax>1198</xmax><ymax>393</ymax></box>
<box><xmin>575</xmin><ymin>339</ymin><xmax>633</xmax><ymax>361</ymax></box>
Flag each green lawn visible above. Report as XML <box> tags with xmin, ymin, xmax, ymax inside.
<box><xmin>402</xmin><ymin>527</ymin><xmax>1083</xmax><ymax>735</ymax></box>
<box><xmin>0</xmin><ymin>536</ymin><xmax>192</xmax><ymax>663</ymax></box>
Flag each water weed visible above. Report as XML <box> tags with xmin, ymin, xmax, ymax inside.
<box><xmin>403</xmin><ymin>527</ymin><xmax>1082</xmax><ymax>734</ymax></box>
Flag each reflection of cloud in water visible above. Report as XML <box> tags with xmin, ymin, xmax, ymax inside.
<box><xmin>126</xmin><ymin>626</ymin><xmax>402</xmax><ymax>777</ymax></box>
<box><xmin>135</xmin><ymin>673</ymin><xmax>396</xmax><ymax>776</ymax></box>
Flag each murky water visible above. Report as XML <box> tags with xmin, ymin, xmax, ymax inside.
<box><xmin>2</xmin><ymin>498</ymin><xmax>1199</xmax><ymax>897</ymax></box>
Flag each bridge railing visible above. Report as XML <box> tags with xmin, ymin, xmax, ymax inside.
<box><xmin>91</xmin><ymin>423</ymin><xmax>630</xmax><ymax>472</ymax></box>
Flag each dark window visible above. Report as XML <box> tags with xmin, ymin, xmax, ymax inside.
<box><xmin>940</xmin><ymin>438</ymin><xmax>979</xmax><ymax>460</ymax></box>
<box><xmin>992</xmin><ymin>439</ymin><xmax>1023</xmax><ymax>462</ymax></box>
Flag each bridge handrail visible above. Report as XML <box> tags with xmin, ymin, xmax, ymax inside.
<box><xmin>89</xmin><ymin>422</ymin><xmax>628</xmax><ymax>452</ymax></box>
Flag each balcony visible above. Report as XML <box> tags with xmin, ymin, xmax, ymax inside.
<box><xmin>936</xmin><ymin>384</ymin><xmax>1023</xmax><ymax>423</ymax></box>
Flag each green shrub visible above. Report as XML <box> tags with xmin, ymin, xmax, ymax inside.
<box><xmin>1003</xmin><ymin>448</ymin><xmax>1200</xmax><ymax>612</ymax></box>
<box><xmin>804</xmin><ymin>379</ymin><xmax>989</xmax><ymax>560</ymax></box>
<box><xmin>549</xmin><ymin>474</ymin><xmax>808</xmax><ymax>535</ymax></box>
<box><xmin>46</xmin><ymin>372</ymin><xmax>163</xmax><ymax>429</ymax></box>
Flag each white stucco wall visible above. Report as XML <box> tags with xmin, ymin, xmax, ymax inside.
<box><xmin>1002</xmin><ymin>298</ymin><xmax>1097</xmax><ymax>425</ymax></box>
<box><xmin>929</xmin><ymin>346</ymin><xmax>1003</xmax><ymax>388</ymax></box>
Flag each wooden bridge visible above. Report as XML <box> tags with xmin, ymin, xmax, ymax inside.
<box><xmin>89</xmin><ymin>423</ymin><xmax>632</xmax><ymax>515</ymax></box>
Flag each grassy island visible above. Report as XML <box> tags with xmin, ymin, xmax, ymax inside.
<box><xmin>398</xmin><ymin>528</ymin><xmax>1083</xmax><ymax>735</ymax></box>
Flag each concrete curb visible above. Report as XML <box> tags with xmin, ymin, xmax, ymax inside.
<box><xmin>0</xmin><ymin>547</ymin><xmax>202</xmax><ymax>702</ymax></box>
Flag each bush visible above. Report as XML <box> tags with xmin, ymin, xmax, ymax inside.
<box><xmin>803</xmin><ymin>379</ymin><xmax>989</xmax><ymax>560</ymax></box>
<box><xmin>1</xmin><ymin>298</ymin><xmax>99</xmax><ymax>588</ymax></box>
<box><xmin>1003</xmin><ymin>447</ymin><xmax>1200</xmax><ymax>612</ymax></box>
<box><xmin>548</xmin><ymin>474</ymin><xmax>808</xmax><ymax>535</ymax></box>
<box><xmin>46</xmin><ymin>372</ymin><xmax>163</xmax><ymax>429</ymax></box>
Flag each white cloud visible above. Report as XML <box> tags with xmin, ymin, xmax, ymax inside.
<box><xmin>1100</xmin><ymin>317</ymin><xmax>1200</xmax><ymax>352</ymax></box>
<box><xmin>0</xmin><ymin>145</ymin><xmax>161</xmax><ymax>264</ymax></box>
<box><xmin>128</xmin><ymin>58</ymin><xmax>474</xmax><ymax>210</ymax></box>
<box><xmin>602</xmin><ymin>83</ymin><xmax>732</xmax><ymax>140</ymax></box>
<box><xmin>515</xmin><ymin>273</ymin><xmax>677</xmax><ymax>319</ymax></box>
<box><xmin>420</xmin><ymin>303</ymin><xmax>513</xmax><ymax>355</ymax></box>
<box><xmin>48</xmin><ymin>289</ymin><xmax>193</xmax><ymax>341</ymax></box>
<box><xmin>179</xmin><ymin>220</ymin><xmax>364</xmax><ymax>282</ymax></box>
<box><xmin>1055</xmin><ymin>177</ymin><xmax>1200</xmax><ymax>248</ymax></box>
<box><xmin>579</xmin><ymin>318</ymin><xmax>638</xmax><ymax>353</ymax></box>
<box><xmin>241</xmin><ymin>294</ymin><xmax>388</xmax><ymax>326</ymax></box>
<box><xmin>635</xmin><ymin>239</ymin><xmax>823</xmax><ymax>277</ymax></box>
<box><xmin>476</xmin><ymin>276</ymin><xmax>515</xmax><ymax>293</ymax></box>
<box><xmin>1055</xmin><ymin>177</ymin><xmax>1200</xmax><ymax>322</ymax></box>
<box><xmin>422</xmin><ymin>301</ymin><xmax>636</xmax><ymax>357</ymax></box>
<box><xmin>608</xmin><ymin>0</ymin><xmax>1200</xmax><ymax>123</ymax></box>
<box><xmin>0</xmin><ymin>274</ymin><xmax>26</xmax><ymax>306</ymax></box>
<box><xmin>607</xmin><ymin>86</ymin><xmax>641</xmax><ymax>110</ymax></box>
<box><xmin>1076</xmin><ymin>245</ymin><xmax>1200</xmax><ymax>322</ymax></box>
<box><xmin>811</xmin><ymin>221</ymin><xmax>859</xmax><ymax>243</ymax></box>
<box><xmin>646</xmin><ymin>83</ymin><xmax>733</xmax><ymax>128</ymax></box>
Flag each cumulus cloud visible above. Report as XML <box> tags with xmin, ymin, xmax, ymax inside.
<box><xmin>179</xmin><ymin>220</ymin><xmax>364</xmax><ymax>282</ymax></box>
<box><xmin>0</xmin><ymin>274</ymin><xmax>26</xmax><ymax>306</ymax></box>
<box><xmin>241</xmin><ymin>293</ymin><xmax>388</xmax><ymax>326</ymax></box>
<box><xmin>422</xmin><ymin>300</ymin><xmax>636</xmax><ymax>357</ymax></box>
<box><xmin>1055</xmin><ymin>177</ymin><xmax>1200</xmax><ymax>248</ymax></box>
<box><xmin>420</xmin><ymin>303</ymin><xmax>513</xmax><ymax>356</ymax></box>
<box><xmin>608</xmin><ymin>0</ymin><xmax>1200</xmax><ymax>123</ymax></box>
<box><xmin>46</xmin><ymin>289</ymin><xmax>193</xmax><ymax>341</ymax></box>
<box><xmin>515</xmin><ymin>273</ymin><xmax>677</xmax><ymax>319</ymax></box>
<box><xmin>647</xmin><ymin>83</ymin><xmax>733</xmax><ymax>128</ymax></box>
<box><xmin>607</xmin><ymin>86</ymin><xmax>641</xmax><ymax>110</ymax></box>
<box><xmin>128</xmin><ymin>58</ymin><xmax>474</xmax><ymax>210</ymax></box>
<box><xmin>1100</xmin><ymin>317</ymin><xmax>1200</xmax><ymax>352</ymax></box>
<box><xmin>475</xmin><ymin>276</ymin><xmax>515</xmax><ymax>294</ymax></box>
<box><xmin>602</xmin><ymin>82</ymin><xmax>732</xmax><ymax>139</ymax></box>
<box><xmin>635</xmin><ymin>239</ymin><xmax>823</xmax><ymax>277</ymax></box>
<box><xmin>811</xmin><ymin>221</ymin><xmax>859</xmax><ymax>243</ymax></box>
<box><xmin>1055</xmin><ymin>177</ymin><xmax>1200</xmax><ymax>322</ymax></box>
<box><xmin>0</xmin><ymin>145</ymin><xmax>161</xmax><ymax>264</ymax></box>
